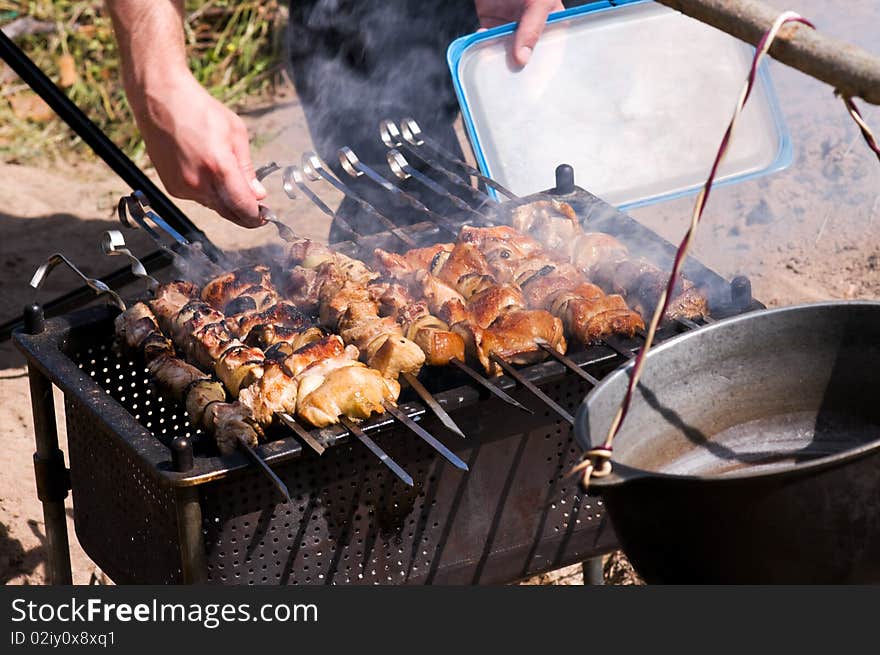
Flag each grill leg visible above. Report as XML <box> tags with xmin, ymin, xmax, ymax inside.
<box><xmin>27</xmin><ymin>364</ymin><xmax>73</xmax><ymax>585</ymax></box>
<box><xmin>175</xmin><ymin>487</ymin><xmax>208</xmax><ymax>584</ymax></box>
<box><xmin>582</xmin><ymin>557</ymin><xmax>604</xmax><ymax>586</ymax></box>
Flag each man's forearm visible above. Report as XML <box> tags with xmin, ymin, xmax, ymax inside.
<box><xmin>106</xmin><ymin>1</ymin><xmax>190</xmax><ymax>100</ymax></box>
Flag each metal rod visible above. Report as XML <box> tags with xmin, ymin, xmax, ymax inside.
<box><xmin>386</xmin><ymin>149</ymin><xmax>488</xmax><ymax>220</ymax></box>
<box><xmin>675</xmin><ymin>317</ymin><xmax>702</xmax><ymax>331</ymax></box>
<box><xmin>449</xmin><ymin>357</ymin><xmax>533</xmax><ymax>413</ymax></box>
<box><xmin>657</xmin><ymin>0</ymin><xmax>880</xmax><ymax>105</ymax></box>
<box><xmin>0</xmin><ymin>31</ymin><xmax>219</xmax><ymax>250</ymax></box>
<box><xmin>489</xmin><ymin>353</ymin><xmax>574</xmax><ymax>425</ymax></box>
<box><xmin>101</xmin><ymin>230</ymin><xmax>159</xmax><ymax>290</ymax></box>
<box><xmin>380</xmin><ymin>120</ymin><xmax>496</xmax><ymax>207</ymax></box>
<box><xmin>339</xmin><ymin>417</ymin><xmax>414</xmax><ymax>487</ymax></box>
<box><xmin>302</xmin><ymin>152</ymin><xmax>417</xmax><ymax>248</ymax></box>
<box><xmin>277</xmin><ymin>412</ymin><xmax>327</xmax><ymax>456</ymax></box>
<box><xmin>383</xmin><ymin>403</ymin><xmax>469</xmax><ymax>471</ymax></box>
<box><xmin>399</xmin><ymin>118</ymin><xmax>520</xmax><ymax>199</ymax></box>
<box><xmin>537</xmin><ymin>342</ymin><xmax>600</xmax><ymax>387</ymax></box>
<box><xmin>337</xmin><ymin>147</ymin><xmax>462</xmax><ymax>239</ymax></box>
<box><xmin>237</xmin><ymin>441</ymin><xmax>291</xmax><ymax>502</ymax></box>
<box><xmin>30</xmin><ymin>253</ymin><xmax>127</xmax><ymax>311</ymax></box>
<box><xmin>401</xmin><ymin>371</ymin><xmax>466</xmax><ymax>439</ymax></box>
<box><xmin>604</xmin><ymin>336</ymin><xmax>636</xmax><ymax>359</ymax></box>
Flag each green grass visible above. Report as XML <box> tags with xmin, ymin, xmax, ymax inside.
<box><xmin>0</xmin><ymin>1</ymin><xmax>285</xmax><ymax>165</ymax></box>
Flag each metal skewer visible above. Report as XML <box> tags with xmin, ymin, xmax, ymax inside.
<box><xmin>382</xmin><ymin>403</ymin><xmax>468</xmax><ymax>471</ymax></box>
<box><xmin>537</xmin><ymin>342</ymin><xmax>600</xmax><ymax>387</ymax></box>
<box><xmin>401</xmin><ymin>371</ymin><xmax>466</xmax><ymax>438</ymax></box>
<box><xmin>339</xmin><ymin>417</ymin><xmax>414</xmax><ymax>487</ymax></box>
<box><xmin>301</xmin><ymin>151</ymin><xmax>417</xmax><ymax>248</ymax></box>
<box><xmin>280</xmin><ymin>164</ymin><xmax>361</xmax><ymax>242</ymax></box>
<box><xmin>399</xmin><ymin>117</ymin><xmax>519</xmax><ymax>201</ymax></box>
<box><xmin>449</xmin><ymin>357</ymin><xmax>533</xmax><ymax>414</ymax></box>
<box><xmin>337</xmin><ymin>147</ymin><xmax>463</xmax><ymax>239</ymax></box>
<box><xmin>379</xmin><ymin>120</ymin><xmax>495</xmax><ymax>208</ymax></box>
<box><xmin>277</xmin><ymin>412</ymin><xmax>328</xmax><ymax>456</ymax></box>
<box><xmin>101</xmin><ymin>230</ymin><xmax>159</xmax><ymax>291</ymax></box>
<box><xmin>489</xmin><ymin>353</ymin><xmax>574</xmax><ymax>425</ymax></box>
<box><xmin>386</xmin><ymin>149</ymin><xmax>490</xmax><ymax>221</ymax></box>
<box><xmin>31</xmin><ymin>253</ymin><xmax>127</xmax><ymax>311</ymax></box>
<box><xmin>604</xmin><ymin>335</ymin><xmax>636</xmax><ymax>359</ymax></box>
<box><xmin>237</xmin><ymin>441</ymin><xmax>291</xmax><ymax>502</ymax></box>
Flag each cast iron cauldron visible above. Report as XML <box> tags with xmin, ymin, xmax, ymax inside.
<box><xmin>576</xmin><ymin>302</ymin><xmax>880</xmax><ymax>584</ymax></box>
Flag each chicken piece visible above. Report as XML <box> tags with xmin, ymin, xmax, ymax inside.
<box><xmin>297</xmin><ymin>365</ymin><xmax>400</xmax><ymax>428</ymax></box>
<box><xmin>189</xmin><ymin>322</ymin><xmax>237</xmax><ymax>370</ymax></box>
<box><xmin>147</xmin><ymin>354</ymin><xmax>209</xmax><ymax>401</ymax></box>
<box><xmin>319</xmin><ymin>280</ymin><xmax>376</xmax><ymax>329</ymax></box>
<box><xmin>412</xmin><ymin>326</ymin><xmax>466</xmax><ymax>366</ymax></box>
<box><xmin>365</xmin><ymin>333</ymin><xmax>426</xmax><ymax>378</ymax></box>
<box><xmin>239</xmin><ymin>361</ymin><xmax>299</xmax><ymax>425</ymax></box>
<box><xmin>369</xmin><ymin>280</ymin><xmax>413</xmax><ymax>317</ymax></box>
<box><xmin>477</xmin><ymin>309</ymin><xmax>566</xmax><ymax>374</ymax></box>
<box><xmin>338</xmin><ymin>313</ymin><xmax>402</xmax><ymax>352</ymax></box>
<box><xmin>185</xmin><ymin>380</ymin><xmax>228</xmax><ymax>430</ymax></box>
<box><xmin>454</xmin><ymin>272</ymin><xmax>496</xmax><ymax>300</ymax></box>
<box><xmin>201</xmin><ymin>266</ymin><xmax>273</xmax><ymax>311</ymax></box>
<box><xmin>468</xmin><ymin>284</ymin><xmax>526</xmax><ymax>328</ymax></box>
<box><xmin>458</xmin><ymin>225</ymin><xmax>544</xmax><ymax>258</ymax></box>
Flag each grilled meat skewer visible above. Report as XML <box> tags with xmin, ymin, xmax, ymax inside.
<box><xmin>114</xmin><ymin>301</ymin><xmax>261</xmax><ymax>455</ymax></box>
<box><xmin>457</xmin><ymin>225</ymin><xmax>645</xmax><ymax>343</ymax></box>
<box><xmin>374</xmin><ymin>241</ymin><xmax>567</xmax><ymax>375</ymax></box>
<box><xmin>510</xmin><ymin>200</ymin><xmax>709</xmax><ymax>321</ymax></box>
<box><xmin>151</xmin><ymin>280</ymin><xmax>398</xmax><ymax>428</ymax></box>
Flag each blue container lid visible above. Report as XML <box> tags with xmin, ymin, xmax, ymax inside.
<box><xmin>447</xmin><ymin>0</ymin><xmax>791</xmax><ymax>209</ymax></box>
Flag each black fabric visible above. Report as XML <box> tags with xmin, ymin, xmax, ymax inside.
<box><xmin>287</xmin><ymin>1</ymin><xmax>480</xmax><ymax>242</ymax></box>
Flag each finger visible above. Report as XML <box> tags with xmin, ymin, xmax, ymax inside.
<box><xmin>229</xmin><ymin>120</ymin><xmax>267</xmax><ymax>201</ymax></box>
<box><xmin>513</xmin><ymin>1</ymin><xmax>563</xmax><ymax>66</ymax></box>
<box><xmin>212</xmin><ymin>154</ymin><xmax>265</xmax><ymax>228</ymax></box>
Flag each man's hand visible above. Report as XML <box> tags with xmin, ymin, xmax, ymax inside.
<box><xmin>131</xmin><ymin>73</ymin><xmax>266</xmax><ymax>228</ymax></box>
<box><xmin>107</xmin><ymin>1</ymin><xmax>265</xmax><ymax>228</ymax></box>
<box><xmin>474</xmin><ymin>0</ymin><xmax>565</xmax><ymax>66</ymax></box>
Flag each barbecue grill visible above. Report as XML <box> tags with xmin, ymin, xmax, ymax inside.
<box><xmin>14</xmin><ymin>159</ymin><xmax>761</xmax><ymax>584</ymax></box>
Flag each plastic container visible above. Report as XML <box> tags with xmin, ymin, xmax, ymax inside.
<box><xmin>447</xmin><ymin>0</ymin><xmax>791</xmax><ymax>208</ymax></box>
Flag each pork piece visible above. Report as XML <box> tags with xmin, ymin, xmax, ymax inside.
<box><xmin>411</xmin><ymin>326</ymin><xmax>466</xmax><ymax>366</ymax></box>
<box><xmin>436</xmin><ymin>242</ymin><xmax>494</xmax><ymax>289</ymax></box>
<box><xmin>369</xmin><ymin>280</ymin><xmax>413</xmax><ymax>317</ymax></box>
<box><xmin>150</xmin><ymin>281</ymin><xmax>199</xmax><ymax>335</ymax></box>
<box><xmin>297</xmin><ymin>364</ymin><xmax>400</xmax><ymax>427</ymax></box>
<box><xmin>277</xmin><ymin>335</ymin><xmax>348</xmax><ymax>377</ymax></box>
<box><xmin>519</xmin><ymin>272</ymin><xmax>577</xmax><ymax>310</ymax></box>
<box><xmin>239</xmin><ymin>361</ymin><xmax>299</xmax><ymax>425</ymax></box>
<box><xmin>318</xmin><ymin>276</ymin><xmax>375</xmax><ymax>330</ymax></box>
<box><xmin>245</xmin><ymin>324</ymin><xmax>324</xmax><ymax>351</ymax></box>
<box><xmin>286</xmin><ymin>239</ymin><xmax>377</xmax><ymax>286</ymax></box>
<box><xmin>571</xmin><ymin>232</ymin><xmax>629</xmax><ymax>275</ymax></box>
<box><xmin>467</xmin><ymin>284</ymin><xmax>526</xmax><ymax>328</ymax></box>
<box><xmin>207</xmin><ymin>401</ymin><xmax>260</xmax><ymax>454</ymax></box>
<box><xmin>593</xmin><ymin>259</ymin><xmax>708</xmax><ymax>320</ymax></box>
<box><xmin>115</xmin><ymin>302</ymin><xmax>174</xmax><ymax>362</ymax></box>
<box><xmin>510</xmin><ymin>200</ymin><xmax>580</xmax><ymax>255</ymax></box>
<box><xmin>376</xmin><ymin>291</ymin><xmax>466</xmax><ymax>366</ymax></box>
<box><xmin>215</xmin><ymin>344</ymin><xmax>265</xmax><ymax>396</ymax></box>
<box><xmin>147</xmin><ymin>354</ymin><xmax>261</xmax><ymax>453</ymax></box>
<box><xmin>549</xmin><ymin>292</ymin><xmax>644</xmax><ymax>343</ymax></box>
<box><xmin>201</xmin><ymin>266</ymin><xmax>273</xmax><ymax>311</ymax></box>
<box><xmin>415</xmin><ymin>270</ymin><xmax>465</xmax><ymax>310</ymax></box>
<box><xmin>284</xmin><ymin>267</ymin><xmax>321</xmax><ymax>315</ymax></box>
<box><xmin>476</xmin><ymin>309</ymin><xmax>566</xmax><ymax>374</ymax></box>
<box><xmin>222</xmin><ymin>285</ymin><xmax>279</xmax><ymax>316</ymax></box>
<box><xmin>458</xmin><ymin>225</ymin><xmax>544</xmax><ymax>258</ymax></box>
<box><xmin>365</xmin><ymin>333</ymin><xmax>428</xmax><ymax>378</ymax></box>
<box><xmin>228</xmin><ymin>302</ymin><xmax>310</xmax><ymax>339</ymax></box>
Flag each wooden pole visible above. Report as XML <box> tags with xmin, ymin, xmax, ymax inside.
<box><xmin>657</xmin><ymin>0</ymin><xmax>880</xmax><ymax>105</ymax></box>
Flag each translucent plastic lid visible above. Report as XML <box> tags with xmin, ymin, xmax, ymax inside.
<box><xmin>447</xmin><ymin>0</ymin><xmax>790</xmax><ymax>208</ymax></box>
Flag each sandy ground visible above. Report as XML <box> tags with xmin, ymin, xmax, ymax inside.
<box><xmin>1</xmin><ymin>0</ymin><xmax>878</xmax><ymax>586</ymax></box>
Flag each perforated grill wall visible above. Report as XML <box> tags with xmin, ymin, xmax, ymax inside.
<box><xmin>65</xmin><ymin>337</ymin><xmax>616</xmax><ymax>585</ymax></box>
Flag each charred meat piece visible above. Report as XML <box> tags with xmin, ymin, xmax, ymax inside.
<box><xmin>201</xmin><ymin>266</ymin><xmax>274</xmax><ymax>311</ymax></box>
<box><xmin>477</xmin><ymin>309</ymin><xmax>566</xmax><ymax>374</ymax></box>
